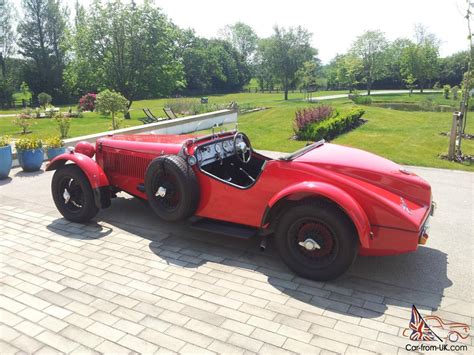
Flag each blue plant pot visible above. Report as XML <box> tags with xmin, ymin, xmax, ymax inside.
<box><xmin>0</xmin><ymin>145</ymin><xmax>12</xmax><ymax>179</ymax></box>
<box><xmin>18</xmin><ymin>148</ymin><xmax>44</xmax><ymax>172</ymax></box>
<box><xmin>47</xmin><ymin>147</ymin><xmax>66</xmax><ymax>160</ymax></box>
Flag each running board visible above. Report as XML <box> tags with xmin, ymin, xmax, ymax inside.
<box><xmin>191</xmin><ymin>218</ymin><xmax>258</xmax><ymax>239</ymax></box>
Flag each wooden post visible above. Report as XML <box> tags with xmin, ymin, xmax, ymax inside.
<box><xmin>448</xmin><ymin>111</ymin><xmax>461</xmax><ymax>160</ymax></box>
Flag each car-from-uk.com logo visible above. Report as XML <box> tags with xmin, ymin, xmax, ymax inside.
<box><xmin>402</xmin><ymin>305</ymin><xmax>470</xmax><ymax>352</ymax></box>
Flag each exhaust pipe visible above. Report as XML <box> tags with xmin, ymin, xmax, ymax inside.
<box><xmin>259</xmin><ymin>238</ymin><xmax>266</xmax><ymax>252</ymax></box>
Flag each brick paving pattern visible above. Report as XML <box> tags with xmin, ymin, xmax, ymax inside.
<box><xmin>0</xmin><ymin>202</ymin><xmax>472</xmax><ymax>354</ymax></box>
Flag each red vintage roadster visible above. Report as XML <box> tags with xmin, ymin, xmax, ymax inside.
<box><xmin>47</xmin><ymin>131</ymin><xmax>434</xmax><ymax>280</ymax></box>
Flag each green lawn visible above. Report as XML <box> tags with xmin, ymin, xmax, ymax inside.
<box><xmin>0</xmin><ymin>112</ymin><xmax>143</xmax><ymax>139</ymax></box>
<box><xmin>0</xmin><ymin>91</ymin><xmax>472</xmax><ymax>171</ymax></box>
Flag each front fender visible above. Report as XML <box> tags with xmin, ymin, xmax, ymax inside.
<box><xmin>267</xmin><ymin>181</ymin><xmax>371</xmax><ymax>248</ymax></box>
<box><xmin>46</xmin><ymin>152</ymin><xmax>109</xmax><ymax>189</ymax></box>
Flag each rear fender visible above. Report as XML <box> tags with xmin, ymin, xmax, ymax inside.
<box><xmin>266</xmin><ymin>181</ymin><xmax>371</xmax><ymax>248</ymax></box>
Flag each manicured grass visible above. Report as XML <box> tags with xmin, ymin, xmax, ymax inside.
<box><xmin>0</xmin><ymin>112</ymin><xmax>143</xmax><ymax>139</ymax></box>
<box><xmin>370</xmin><ymin>92</ymin><xmax>460</xmax><ymax>107</ymax></box>
<box><xmin>0</xmin><ymin>91</ymin><xmax>472</xmax><ymax>171</ymax></box>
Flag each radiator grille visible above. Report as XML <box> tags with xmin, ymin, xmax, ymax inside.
<box><xmin>103</xmin><ymin>149</ymin><xmax>150</xmax><ymax>178</ymax></box>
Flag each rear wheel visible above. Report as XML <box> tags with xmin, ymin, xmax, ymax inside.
<box><xmin>275</xmin><ymin>201</ymin><xmax>358</xmax><ymax>281</ymax></box>
<box><xmin>51</xmin><ymin>164</ymin><xmax>99</xmax><ymax>223</ymax></box>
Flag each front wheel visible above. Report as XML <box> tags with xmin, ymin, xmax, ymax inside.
<box><xmin>275</xmin><ymin>201</ymin><xmax>358</xmax><ymax>281</ymax></box>
<box><xmin>51</xmin><ymin>164</ymin><xmax>99</xmax><ymax>223</ymax></box>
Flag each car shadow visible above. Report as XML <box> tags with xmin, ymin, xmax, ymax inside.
<box><xmin>0</xmin><ymin>177</ymin><xmax>12</xmax><ymax>186</ymax></box>
<box><xmin>50</xmin><ymin>195</ymin><xmax>451</xmax><ymax>321</ymax></box>
<box><xmin>14</xmin><ymin>169</ymin><xmax>44</xmax><ymax>178</ymax></box>
<box><xmin>47</xmin><ymin>219</ymin><xmax>113</xmax><ymax>239</ymax></box>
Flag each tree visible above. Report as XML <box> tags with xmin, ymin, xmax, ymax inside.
<box><xmin>95</xmin><ymin>90</ymin><xmax>128</xmax><ymax>130</ymax></box>
<box><xmin>38</xmin><ymin>92</ymin><xmax>52</xmax><ymax>108</ymax></box>
<box><xmin>336</xmin><ymin>54</ymin><xmax>363</xmax><ymax>93</ymax></box>
<box><xmin>219</xmin><ymin>22</ymin><xmax>258</xmax><ymax>63</ymax></box>
<box><xmin>439</xmin><ymin>51</ymin><xmax>469</xmax><ymax>86</ymax></box>
<box><xmin>297</xmin><ymin>60</ymin><xmax>319</xmax><ymax>100</ymax></box>
<box><xmin>67</xmin><ymin>0</ymin><xmax>184</xmax><ymax>108</ymax></box>
<box><xmin>350</xmin><ymin>30</ymin><xmax>388</xmax><ymax>95</ymax></box>
<box><xmin>17</xmin><ymin>0</ymin><xmax>68</xmax><ymax>102</ymax></box>
<box><xmin>254</xmin><ymin>38</ymin><xmax>275</xmax><ymax>91</ymax></box>
<box><xmin>400</xmin><ymin>25</ymin><xmax>439</xmax><ymax>93</ymax></box>
<box><xmin>261</xmin><ymin>26</ymin><xmax>317</xmax><ymax>100</ymax></box>
<box><xmin>0</xmin><ymin>0</ymin><xmax>16</xmax><ymax>107</ymax></box>
<box><xmin>181</xmin><ymin>36</ymin><xmax>251</xmax><ymax>94</ymax></box>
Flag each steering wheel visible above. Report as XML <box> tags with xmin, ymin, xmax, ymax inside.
<box><xmin>233</xmin><ymin>132</ymin><xmax>252</xmax><ymax>163</ymax></box>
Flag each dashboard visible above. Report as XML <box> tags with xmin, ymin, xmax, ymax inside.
<box><xmin>195</xmin><ymin>136</ymin><xmax>244</xmax><ymax>166</ymax></box>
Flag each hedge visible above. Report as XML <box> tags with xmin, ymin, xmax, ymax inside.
<box><xmin>297</xmin><ymin>108</ymin><xmax>365</xmax><ymax>141</ymax></box>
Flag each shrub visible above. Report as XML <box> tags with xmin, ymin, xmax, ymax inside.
<box><xmin>38</xmin><ymin>92</ymin><xmax>52</xmax><ymax>108</ymax></box>
<box><xmin>350</xmin><ymin>95</ymin><xmax>372</xmax><ymax>105</ymax></box>
<box><xmin>44</xmin><ymin>136</ymin><xmax>64</xmax><ymax>149</ymax></box>
<box><xmin>296</xmin><ymin>108</ymin><xmax>365</xmax><ymax>141</ymax></box>
<box><xmin>78</xmin><ymin>93</ymin><xmax>97</xmax><ymax>112</ymax></box>
<box><xmin>15</xmin><ymin>137</ymin><xmax>43</xmax><ymax>151</ymax></box>
<box><xmin>0</xmin><ymin>136</ymin><xmax>10</xmax><ymax>147</ymax></box>
<box><xmin>13</xmin><ymin>114</ymin><xmax>33</xmax><ymax>134</ymax></box>
<box><xmin>443</xmin><ymin>85</ymin><xmax>451</xmax><ymax>99</ymax></box>
<box><xmin>452</xmin><ymin>85</ymin><xmax>459</xmax><ymax>100</ymax></box>
<box><xmin>420</xmin><ymin>97</ymin><xmax>437</xmax><ymax>111</ymax></box>
<box><xmin>294</xmin><ymin>105</ymin><xmax>334</xmax><ymax>137</ymax></box>
<box><xmin>96</xmin><ymin>89</ymin><xmax>128</xmax><ymax>130</ymax></box>
<box><xmin>55</xmin><ymin>116</ymin><xmax>71</xmax><ymax>138</ymax></box>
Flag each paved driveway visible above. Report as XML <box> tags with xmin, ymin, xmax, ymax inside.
<box><xmin>0</xmin><ymin>163</ymin><xmax>472</xmax><ymax>354</ymax></box>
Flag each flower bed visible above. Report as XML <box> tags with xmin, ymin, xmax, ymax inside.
<box><xmin>295</xmin><ymin>107</ymin><xmax>365</xmax><ymax>141</ymax></box>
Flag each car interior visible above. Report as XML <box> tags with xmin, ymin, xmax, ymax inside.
<box><xmin>196</xmin><ymin>134</ymin><xmax>267</xmax><ymax>189</ymax></box>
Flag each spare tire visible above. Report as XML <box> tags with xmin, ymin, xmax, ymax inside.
<box><xmin>145</xmin><ymin>155</ymin><xmax>199</xmax><ymax>222</ymax></box>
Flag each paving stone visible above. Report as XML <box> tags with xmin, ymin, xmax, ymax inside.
<box><xmin>14</xmin><ymin>320</ymin><xmax>45</xmax><ymax>337</ymax></box>
<box><xmin>185</xmin><ymin>319</ymin><xmax>232</xmax><ymax>342</ymax></box>
<box><xmin>86</xmin><ymin>322</ymin><xmax>125</xmax><ymax>342</ymax></box>
<box><xmin>95</xmin><ymin>339</ymin><xmax>135</xmax><ymax>354</ymax></box>
<box><xmin>208</xmin><ymin>340</ymin><xmax>246</xmax><ymax>354</ymax></box>
<box><xmin>251</xmin><ymin>328</ymin><xmax>287</xmax><ymax>347</ymax></box>
<box><xmin>36</xmin><ymin>330</ymin><xmax>80</xmax><ymax>353</ymax></box>
<box><xmin>117</xmin><ymin>333</ymin><xmax>160</xmax><ymax>353</ymax></box>
<box><xmin>10</xmin><ymin>334</ymin><xmax>44</xmax><ymax>353</ymax></box>
<box><xmin>38</xmin><ymin>315</ymin><xmax>69</xmax><ymax>332</ymax></box>
<box><xmin>167</xmin><ymin>326</ymin><xmax>214</xmax><ymax>348</ymax></box>
<box><xmin>113</xmin><ymin>319</ymin><xmax>145</xmax><ymax>335</ymax></box>
<box><xmin>282</xmin><ymin>338</ymin><xmax>321</xmax><ymax>354</ymax></box>
<box><xmin>61</xmin><ymin>325</ymin><xmax>105</xmax><ymax>348</ymax></box>
<box><xmin>0</xmin><ymin>309</ymin><xmax>23</xmax><ymax>326</ymax></box>
<box><xmin>138</xmin><ymin>328</ymin><xmax>185</xmax><ymax>352</ymax></box>
<box><xmin>222</xmin><ymin>319</ymin><xmax>255</xmax><ymax>336</ymax></box>
<box><xmin>274</xmin><ymin>314</ymin><xmax>311</xmax><ymax>331</ymax></box>
<box><xmin>308</xmin><ymin>324</ymin><xmax>361</xmax><ymax>347</ymax></box>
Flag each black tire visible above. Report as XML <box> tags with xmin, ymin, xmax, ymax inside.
<box><xmin>51</xmin><ymin>164</ymin><xmax>99</xmax><ymax>223</ymax></box>
<box><xmin>275</xmin><ymin>201</ymin><xmax>358</xmax><ymax>281</ymax></box>
<box><xmin>145</xmin><ymin>155</ymin><xmax>199</xmax><ymax>222</ymax></box>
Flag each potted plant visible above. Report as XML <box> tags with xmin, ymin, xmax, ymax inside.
<box><xmin>45</xmin><ymin>136</ymin><xmax>65</xmax><ymax>160</ymax></box>
<box><xmin>15</xmin><ymin>137</ymin><xmax>44</xmax><ymax>172</ymax></box>
<box><xmin>0</xmin><ymin>136</ymin><xmax>12</xmax><ymax>179</ymax></box>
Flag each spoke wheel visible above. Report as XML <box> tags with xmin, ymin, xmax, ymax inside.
<box><xmin>290</xmin><ymin>219</ymin><xmax>339</xmax><ymax>267</ymax></box>
<box><xmin>51</xmin><ymin>165</ymin><xmax>99</xmax><ymax>223</ymax></box>
<box><xmin>151</xmin><ymin>171</ymin><xmax>181</xmax><ymax>212</ymax></box>
<box><xmin>275</xmin><ymin>201</ymin><xmax>358</xmax><ymax>281</ymax></box>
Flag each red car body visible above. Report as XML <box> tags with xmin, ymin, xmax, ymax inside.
<box><xmin>47</xmin><ymin>131</ymin><xmax>434</xmax><ymax>257</ymax></box>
